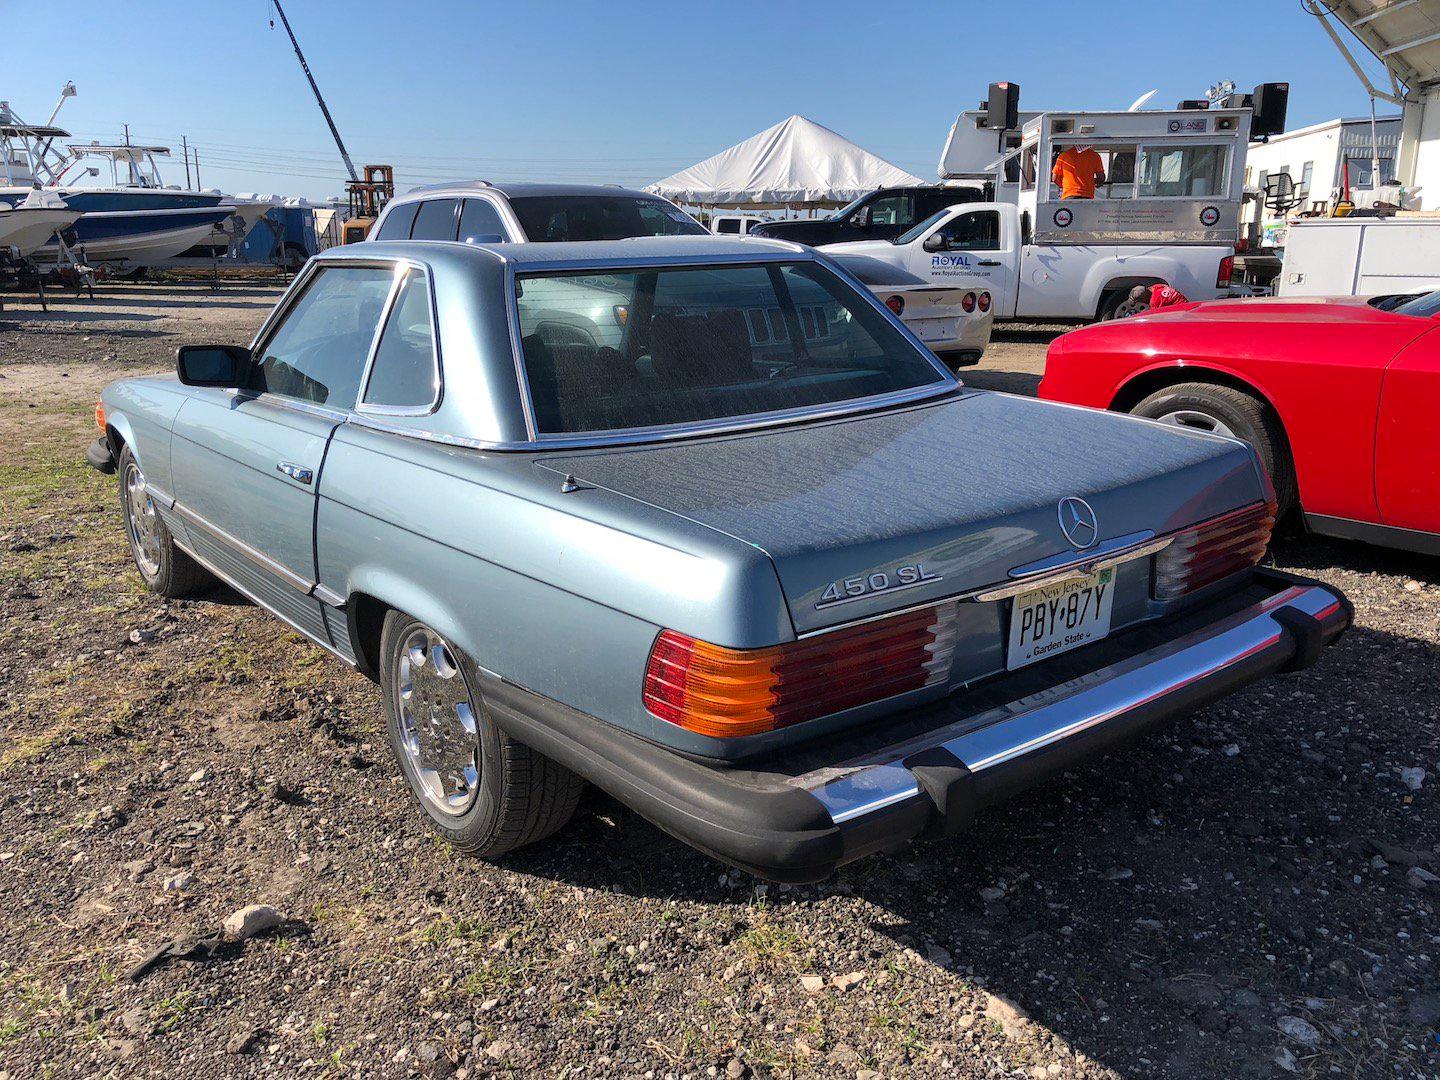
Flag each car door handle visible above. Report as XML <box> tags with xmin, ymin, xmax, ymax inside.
<box><xmin>977</xmin><ymin>259</ymin><xmax>1002</xmax><ymax>266</ymax></box>
<box><xmin>276</xmin><ymin>462</ymin><xmax>313</xmax><ymax>485</ymax></box>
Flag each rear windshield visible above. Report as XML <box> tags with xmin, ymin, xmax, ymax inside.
<box><xmin>509</xmin><ymin>196</ymin><xmax>706</xmax><ymax>242</ymax></box>
<box><xmin>1380</xmin><ymin>289</ymin><xmax>1440</xmax><ymax>317</ymax></box>
<box><xmin>515</xmin><ymin>261</ymin><xmax>949</xmax><ymax>436</ymax></box>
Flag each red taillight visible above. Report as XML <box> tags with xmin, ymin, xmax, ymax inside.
<box><xmin>1216</xmin><ymin>255</ymin><xmax>1234</xmax><ymax>289</ymax></box>
<box><xmin>642</xmin><ymin>603</ymin><xmax>959</xmax><ymax>737</ymax></box>
<box><xmin>961</xmin><ymin>292</ymin><xmax>976</xmax><ymax>313</ymax></box>
<box><xmin>977</xmin><ymin>291</ymin><xmax>992</xmax><ymax>313</ymax></box>
<box><xmin>1152</xmin><ymin>502</ymin><xmax>1276</xmax><ymax>600</ymax></box>
<box><xmin>884</xmin><ymin>294</ymin><xmax>904</xmax><ymax>316</ymax></box>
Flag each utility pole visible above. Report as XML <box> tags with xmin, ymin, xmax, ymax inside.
<box><xmin>181</xmin><ymin>135</ymin><xmax>192</xmax><ymax>188</ymax></box>
<box><xmin>194</xmin><ymin>149</ymin><xmax>201</xmax><ymax>189</ymax></box>
<box><xmin>269</xmin><ymin>0</ymin><xmax>358</xmax><ymax>182</ymax></box>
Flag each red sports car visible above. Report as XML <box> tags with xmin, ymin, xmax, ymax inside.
<box><xmin>1038</xmin><ymin>292</ymin><xmax>1440</xmax><ymax>555</ymax></box>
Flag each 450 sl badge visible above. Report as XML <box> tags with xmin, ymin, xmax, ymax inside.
<box><xmin>817</xmin><ymin>563</ymin><xmax>941</xmax><ymax>609</ymax></box>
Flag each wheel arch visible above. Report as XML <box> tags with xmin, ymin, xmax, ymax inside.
<box><xmin>339</xmin><ymin>570</ymin><xmax>483</xmax><ymax>685</ymax></box>
<box><xmin>1108</xmin><ymin>361</ymin><xmax>1298</xmax><ymax>500</ymax></box>
<box><xmin>104</xmin><ymin>411</ymin><xmax>137</xmax><ymax>462</ymax></box>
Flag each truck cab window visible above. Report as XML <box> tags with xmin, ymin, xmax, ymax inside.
<box><xmin>939</xmin><ymin>210</ymin><xmax>1001</xmax><ymax>250</ymax></box>
<box><xmin>867</xmin><ymin>194</ymin><xmax>914</xmax><ymax>226</ymax></box>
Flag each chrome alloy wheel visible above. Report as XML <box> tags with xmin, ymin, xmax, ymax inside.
<box><xmin>1153</xmin><ymin>409</ymin><xmax>1235</xmax><ymax>438</ymax></box>
<box><xmin>123</xmin><ymin>462</ymin><xmax>163</xmax><ymax>577</ymax></box>
<box><xmin>394</xmin><ymin>627</ymin><xmax>480</xmax><ymax>817</ymax></box>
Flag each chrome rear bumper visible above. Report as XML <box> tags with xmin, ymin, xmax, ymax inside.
<box><xmin>487</xmin><ymin>571</ymin><xmax>1351</xmax><ymax>883</ymax></box>
<box><xmin>801</xmin><ymin>579</ymin><xmax>1346</xmax><ymax>831</ymax></box>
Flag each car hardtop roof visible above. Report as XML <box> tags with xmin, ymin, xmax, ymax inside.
<box><xmin>392</xmin><ymin>181</ymin><xmax>673</xmax><ymax>203</ymax></box>
<box><xmin>323</xmin><ymin>235</ymin><xmax>809</xmax><ymax>271</ymax></box>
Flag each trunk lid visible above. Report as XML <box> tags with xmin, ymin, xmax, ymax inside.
<box><xmin>538</xmin><ymin>392</ymin><xmax>1265</xmax><ymax>635</ymax></box>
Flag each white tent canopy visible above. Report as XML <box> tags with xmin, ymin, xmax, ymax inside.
<box><xmin>646</xmin><ymin>115</ymin><xmax>924</xmax><ymax>209</ymax></box>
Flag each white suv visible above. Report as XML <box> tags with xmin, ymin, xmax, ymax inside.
<box><xmin>371</xmin><ymin>182</ymin><xmax>706</xmax><ymax>244</ymax></box>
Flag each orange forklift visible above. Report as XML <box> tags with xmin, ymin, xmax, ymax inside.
<box><xmin>342</xmin><ymin>164</ymin><xmax>394</xmax><ymax>244</ymax></box>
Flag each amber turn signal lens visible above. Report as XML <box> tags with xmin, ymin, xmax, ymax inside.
<box><xmin>642</xmin><ymin>604</ymin><xmax>960</xmax><ymax>738</ymax></box>
<box><xmin>94</xmin><ymin>401</ymin><xmax>106</xmax><ymax>431</ymax></box>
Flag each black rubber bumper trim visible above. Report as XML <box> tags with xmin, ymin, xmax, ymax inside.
<box><xmin>85</xmin><ymin>436</ymin><xmax>117</xmax><ymax>474</ymax></box>
<box><xmin>482</xmin><ymin>676</ymin><xmax>846</xmax><ymax>884</ymax></box>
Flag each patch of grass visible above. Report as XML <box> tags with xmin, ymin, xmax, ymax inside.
<box><xmin>417</xmin><ymin>916</ymin><xmax>494</xmax><ymax>947</ymax></box>
<box><xmin>152</xmin><ymin>989</ymin><xmax>196</xmax><ymax>1034</ymax></box>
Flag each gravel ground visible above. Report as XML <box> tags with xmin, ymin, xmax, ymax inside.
<box><xmin>0</xmin><ymin>283</ymin><xmax>1437</xmax><ymax>1079</ymax></box>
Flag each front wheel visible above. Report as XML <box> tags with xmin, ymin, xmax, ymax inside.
<box><xmin>379</xmin><ymin>611</ymin><xmax>583</xmax><ymax>857</ymax></box>
<box><xmin>1130</xmin><ymin>382</ymin><xmax>1297</xmax><ymax>514</ymax></box>
<box><xmin>118</xmin><ymin>447</ymin><xmax>213</xmax><ymax>597</ymax></box>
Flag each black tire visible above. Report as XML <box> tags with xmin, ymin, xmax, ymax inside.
<box><xmin>1131</xmin><ymin>382</ymin><xmax>1297</xmax><ymax>514</ymax></box>
<box><xmin>379</xmin><ymin>610</ymin><xmax>583</xmax><ymax>857</ymax></box>
<box><xmin>117</xmin><ymin>446</ymin><xmax>213</xmax><ymax>597</ymax></box>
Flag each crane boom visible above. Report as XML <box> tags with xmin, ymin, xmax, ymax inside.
<box><xmin>270</xmin><ymin>0</ymin><xmax>358</xmax><ymax>183</ymax></box>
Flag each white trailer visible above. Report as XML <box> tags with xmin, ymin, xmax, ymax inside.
<box><xmin>1277</xmin><ymin>216</ymin><xmax>1440</xmax><ymax>297</ymax></box>
<box><xmin>846</xmin><ymin>102</ymin><xmax>1251</xmax><ymax>320</ymax></box>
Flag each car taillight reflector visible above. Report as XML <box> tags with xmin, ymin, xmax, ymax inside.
<box><xmin>1217</xmin><ymin>254</ymin><xmax>1234</xmax><ymax>288</ymax></box>
<box><xmin>961</xmin><ymin>291</ymin><xmax>976</xmax><ymax>313</ymax></box>
<box><xmin>977</xmin><ymin>290</ymin><xmax>992</xmax><ymax>312</ymax></box>
<box><xmin>95</xmin><ymin>401</ymin><xmax>106</xmax><ymax>431</ymax></box>
<box><xmin>885</xmin><ymin>294</ymin><xmax>904</xmax><ymax>316</ymax></box>
<box><xmin>643</xmin><ymin>603</ymin><xmax>960</xmax><ymax>738</ymax></box>
<box><xmin>1152</xmin><ymin>501</ymin><xmax>1276</xmax><ymax>600</ymax></box>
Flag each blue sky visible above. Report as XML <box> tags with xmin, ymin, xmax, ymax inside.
<box><xmin>3</xmin><ymin>0</ymin><xmax>1394</xmax><ymax>200</ymax></box>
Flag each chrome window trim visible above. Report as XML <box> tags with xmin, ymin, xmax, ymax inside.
<box><xmin>503</xmin><ymin>253</ymin><xmax>960</xmax><ymax>450</ymax></box>
<box><xmin>171</xmin><ymin>498</ymin><xmax>315</xmax><ymax>594</ymax></box>
<box><xmin>247</xmin><ymin>257</ymin><xmax>407</xmax><ymax>414</ymax></box>
<box><xmin>353</xmin><ymin>259</ymin><xmax>444</xmax><ymax>418</ymax></box>
<box><xmin>212</xmin><ymin>387</ymin><xmax>349</xmax><ymax>424</ymax></box>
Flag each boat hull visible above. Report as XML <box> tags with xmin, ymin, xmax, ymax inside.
<box><xmin>32</xmin><ymin>207</ymin><xmax>234</xmax><ymax>266</ymax></box>
<box><xmin>0</xmin><ymin>207</ymin><xmax>83</xmax><ymax>258</ymax></box>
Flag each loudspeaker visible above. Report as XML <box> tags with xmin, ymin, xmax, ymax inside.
<box><xmin>1251</xmin><ymin>82</ymin><xmax>1289</xmax><ymax>138</ymax></box>
<box><xmin>983</xmin><ymin>82</ymin><xmax>1019</xmax><ymax>132</ymax></box>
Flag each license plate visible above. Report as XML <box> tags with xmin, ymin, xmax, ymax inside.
<box><xmin>911</xmin><ymin>317</ymin><xmax>949</xmax><ymax>341</ymax></box>
<box><xmin>1006</xmin><ymin>568</ymin><xmax>1115</xmax><ymax>670</ymax></box>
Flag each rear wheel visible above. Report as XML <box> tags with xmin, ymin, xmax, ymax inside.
<box><xmin>379</xmin><ymin>611</ymin><xmax>583</xmax><ymax>856</ymax></box>
<box><xmin>1131</xmin><ymin>382</ymin><xmax>1297</xmax><ymax>514</ymax></box>
<box><xmin>118</xmin><ymin>447</ymin><xmax>213</xmax><ymax>597</ymax></box>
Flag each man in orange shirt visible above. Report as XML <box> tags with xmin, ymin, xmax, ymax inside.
<box><xmin>1052</xmin><ymin>145</ymin><xmax>1106</xmax><ymax>199</ymax></box>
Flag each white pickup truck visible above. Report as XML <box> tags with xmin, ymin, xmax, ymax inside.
<box><xmin>822</xmin><ymin>201</ymin><xmax>1236</xmax><ymax>321</ymax></box>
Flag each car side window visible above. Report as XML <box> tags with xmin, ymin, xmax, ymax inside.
<box><xmin>410</xmin><ymin>198</ymin><xmax>459</xmax><ymax>241</ymax></box>
<box><xmin>458</xmin><ymin>198</ymin><xmax>506</xmax><ymax>244</ymax></box>
<box><xmin>714</xmin><ymin>218</ymin><xmax>740</xmax><ymax>234</ymax></box>
<box><xmin>254</xmin><ymin>266</ymin><xmax>395</xmax><ymax>410</ymax></box>
<box><xmin>362</xmin><ymin>270</ymin><xmax>438</xmax><ymax>410</ymax></box>
<box><xmin>373</xmin><ymin>202</ymin><xmax>419</xmax><ymax>241</ymax></box>
<box><xmin>939</xmin><ymin>210</ymin><xmax>1001</xmax><ymax>250</ymax></box>
<box><xmin>868</xmin><ymin>193</ymin><xmax>914</xmax><ymax>226</ymax></box>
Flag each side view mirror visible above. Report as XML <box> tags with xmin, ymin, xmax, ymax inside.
<box><xmin>177</xmin><ymin>344</ymin><xmax>253</xmax><ymax>388</ymax></box>
<box><xmin>851</xmin><ymin>207</ymin><xmax>872</xmax><ymax>229</ymax></box>
<box><xmin>922</xmin><ymin>233</ymin><xmax>948</xmax><ymax>253</ymax></box>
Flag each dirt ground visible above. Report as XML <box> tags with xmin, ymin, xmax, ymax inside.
<box><xmin>0</xmin><ymin>282</ymin><xmax>1437</xmax><ymax>1079</ymax></box>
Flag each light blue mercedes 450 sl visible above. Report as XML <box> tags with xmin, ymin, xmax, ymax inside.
<box><xmin>86</xmin><ymin>236</ymin><xmax>1350</xmax><ymax>882</ymax></box>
